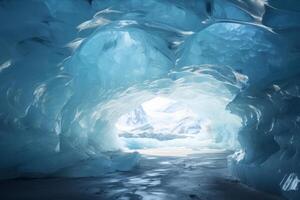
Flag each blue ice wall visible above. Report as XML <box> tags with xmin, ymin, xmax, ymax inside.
<box><xmin>226</xmin><ymin>1</ymin><xmax>300</xmax><ymax>199</ymax></box>
<box><xmin>0</xmin><ymin>1</ymin><xmax>300</xmax><ymax>199</ymax></box>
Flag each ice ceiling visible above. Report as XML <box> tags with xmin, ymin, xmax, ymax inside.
<box><xmin>0</xmin><ymin>0</ymin><xmax>300</xmax><ymax>199</ymax></box>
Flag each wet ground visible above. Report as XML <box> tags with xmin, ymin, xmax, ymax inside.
<box><xmin>0</xmin><ymin>150</ymin><xmax>284</xmax><ymax>200</ymax></box>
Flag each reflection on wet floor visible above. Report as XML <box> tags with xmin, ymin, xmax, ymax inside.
<box><xmin>0</xmin><ymin>150</ymin><xmax>284</xmax><ymax>200</ymax></box>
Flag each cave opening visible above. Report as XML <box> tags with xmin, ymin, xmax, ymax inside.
<box><xmin>116</xmin><ymin>96</ymin><xmax>241</xmax><ymax>156</ymax></box>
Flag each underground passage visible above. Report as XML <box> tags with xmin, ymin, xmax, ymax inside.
<box><xmin>0</xmin><ymin>0</ymin><xmax>300</xmax><ymax>199</ymax></box>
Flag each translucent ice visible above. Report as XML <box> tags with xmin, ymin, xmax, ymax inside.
<box><xmin>0</xmin><ymin>1</ymin><xmax>300</xmax><ymax>200</ymax></box>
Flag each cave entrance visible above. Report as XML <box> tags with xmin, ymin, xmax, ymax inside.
<box><xmin>115</xmin><ymin>96</ymin><xmax>237</xmax><ymax>156</ymax></box>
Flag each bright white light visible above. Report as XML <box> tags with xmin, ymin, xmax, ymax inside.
<box><xmin>142</xmin><ymin>96</ymin><xmax>175</xmax><ymax>112</ymax></box>
<box><xmin>115</xmin><ymin>79</ymin><xmax>242</xmax><ymax>155</ymax></box>
<box><xmin>116</xmin><ymin>96</ymin><xmax>215</xmax><ymax>152</ymax></box>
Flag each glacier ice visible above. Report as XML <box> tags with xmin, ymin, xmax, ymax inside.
<box><xmin>281</xmin><ymin>173</ymin><xmax>300</xmax><ymax>192</ymax></box>
<box><xmin>177</xmin><ymin>22</ymin><xmax>287</xmax><ymax>86</ymax></box>
<box><xmin>67</xmin><ymin>25</ymin><xmax>174</xmax><ymax>88</ymax></box>
<box><xmin>0</xmin><ymin>0</ymin><xmax>300</xmax><ymax>199</ymax></box>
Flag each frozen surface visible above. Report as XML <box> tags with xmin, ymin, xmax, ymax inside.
<box><xmin>0</xmin><ymin>0</ymin><xmax>300</xmax><ymax>199</ymax></box>
<box><xmin>0</xmin><ymin>151</ymin><xmax>284</xmax><ymax>200</ymax></box>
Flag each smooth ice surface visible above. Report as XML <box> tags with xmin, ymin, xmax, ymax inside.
<box><xmin>0</xmin><ymin>1</ymin><xmax>300</xmax><ymax>199</ymax></box>
<box><xmin>0</xmin><ymin>151</ymin><xmax>284</xmax><ymax>200</ymax></box>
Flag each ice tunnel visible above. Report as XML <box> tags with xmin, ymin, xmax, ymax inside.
<box><xmin>0</xmin><ymin>0</ymin><xmax>300</xmax><ymax>199</ymax></box>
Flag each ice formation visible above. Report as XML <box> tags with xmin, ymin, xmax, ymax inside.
<box><xmin>0</xmin><ymin>0</ymin><xmax>300</xmax><ymax>199</ymax></box>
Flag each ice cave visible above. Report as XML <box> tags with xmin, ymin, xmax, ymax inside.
<box><xmin>0</xmin><ymin>0</ymin><xmax>300</xmax><ymax>199</ymax></box>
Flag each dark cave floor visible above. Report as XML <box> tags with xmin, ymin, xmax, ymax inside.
<box><xmin>0</xmin><ymin>150</ymin><xmax>285</xmax><ymax>200</ymax></box>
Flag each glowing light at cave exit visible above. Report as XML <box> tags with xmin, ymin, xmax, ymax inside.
<box><xmin>115</xmin><ymin>96</ymin><xmax>240</xmax><ymax>155</ymax></box>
